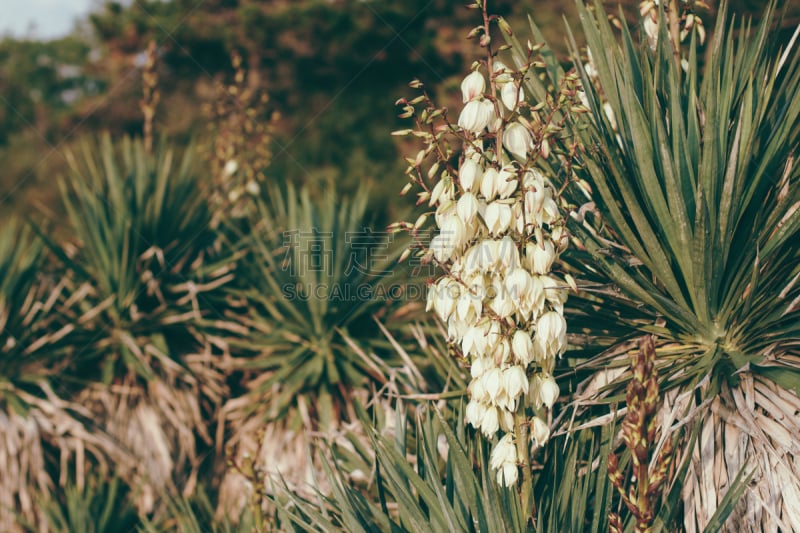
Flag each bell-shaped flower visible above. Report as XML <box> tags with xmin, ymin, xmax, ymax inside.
<box><xmin>537</xmin><ymin>373</ymin><xmax>559</xmax><ymax>409</ymax></box>
<box><xmin>432</xmin><ymin>277</ymin><xmax>460</xmax><ymax>323</ymax></box>
<box><xmin>464</xmin><ymin>239</ymin><xmax>495</xmax><ymax>273</ymax></box>
<box><xmin>456</xmin><ymin>287</ymin><xmax>482</xmax><ymax>323</ymax></box>
<box><xmin>430</xmin><ymin>234</ymin><xmax>454</xmax><ymax>263</ymax></box>
<box><xmin>489</xmin><ymin>280</ymin><xmax>515</xmax><ymax>318</ymax></box>
<box><xmin>505</xmin><ymin>267</ymin><xmax>532</xmax><ymax>304</ymax></box>
<box><xmin>480</xmin><ymin>167</ymin><xmax>501</xmax><ymax>201</ymax></box>
<box><xmin>480</xmin><ymin>319</ymin><xmax>503</xmax><ymax>355</ymax></box>
<box><xmin>429</xmin><ymin>177</ymin><xmax>454</xmax><ymax>206</ymax></box>
<box><xmin>462</xmin><ymin>325</ymin><xmax>482</xmax><ymax>358</ymax></box>
<box><xmin>503</xmin><ymin>122</ymin><xmax>533</xmax><ymax>160</ymax></box>
<box><xmin>457</xmin><ymin>192</ymin><xmax>480</xmax><ymax>225</ymax></box>
<box><xmin>440</xmin><ymin>214</ymin><xmax>467</xmax><ymax>251</ymax></box>
<box><xmin>479</xmin><ymin>405</ymin><xmax>500</xmax><ymax>437</ymax></box>
<box><xmin>465</xmin><ymin>399</ymin><xmax>487</xmax><ymax>428</ymax></box>
<box><xmin>461</xmin><ymin>70</ymin><xmax>486</xmax><ymax>103</ymax></box>
<box><xmin>447</xmin><ymin>316</ymin><xmax>469</xmax><ymax>343</ymax></box>
<box><xmin>459</xmin><ymin>99</ymin><xmax>495</xmax><ymax>134</ymax></box>
<box><xmin>493</xmin><ymin>338</ymin><xmax>512</xmax><ymax>366</ymax></box>
<box><xmin>511</xmin><ymin>329</ymin><xmax>535</xmax><ymax>367</ymax></box>
<box><xmin>536</xmin><ymin>310</ymin><xmax>567</xmax><ymax>360</ymax></box>
<box><xmin>496</xmin><ymin>236</ymin><xmax>521</xmax><ymax>271</ymax></box>
<box><xmin>501</xmin><ymin>82</ymin><xmax>524</xmax><ymax>111</ymax></box>
<box><xmin>521</xmin><ymin>275</ymin><xmax>546</xmax><ymax>323</ymax></box>
<box><xmin>459</xmin><ymin>158</ymin><xmax>482</xmax><ymax>192</ymax></box>
<box><xmin>469</xmin><ymin>374</ymin><xmax>487</xmax><ymax>403</ymax></box>
<box><xmin>526</xmin><ymin>239</ymin><xmax>556</xmax><ymax>275</ymax></box>
<box><xmin>470</xmin><ymin>355</ymin><xmax>492</xmax><ymax>379</ymax></box>
<box><xmin>490</xmin><ymin>433</ymin><xmax>518</xmax><ymax>487</ymax></box>
<box><xmin>530</xmin><ymin>416</ymin><xmax>550</xmax><ymax>447</ymax></box>
<box><xmin>484</xmin><ymin>202</ymin><xmax>513</xmax><ymax>236</ymax></box>
<box><xmin>503</xmin><ymin>365</ymin><xmax>529</xmax><ymax>401</ymax></box>
<box><xmin>482</xmin><ymin>366</ymin><xmax>504</xmax><ymax>403</ymax></box>
<box><xmin>540</xmin><ymin>275</ymin><xmax>567</xmax><ymax>315</ymax></box>
<box><xmin>434</xmin><ymin>199</ymin><xmax>456</xmax><ymax>228</ymax></box>
<box><xmin>496</xmin><ymin>166</ymin><xmax>518</xmax><ymax>199</ymax></box>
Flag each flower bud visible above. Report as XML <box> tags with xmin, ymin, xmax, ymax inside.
<box><xmin>245</xmin><ymin>180</ymin><xmax>260</xmax><ymax>196</ymax></box>
<box><xmin>429</xmin><ymin>178</ymin><xmax>454</xmax><ymax>207</ymax></box>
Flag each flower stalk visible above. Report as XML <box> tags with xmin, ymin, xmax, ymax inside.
<box><xmin>607</xmin><ymin>336</ymin><xmax>675</xmax><ymax>533</ymax></box>
<box><xmin>392</xmin><ymin>2</ymin><xmax>585</xmax><ymax>517</ymax></box>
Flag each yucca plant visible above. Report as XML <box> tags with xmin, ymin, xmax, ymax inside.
<box><xmin>43</xmin><ymin>134</ymin><xmax>237</xmax><ymax>512</ymax></box>
<box><xmin>497</xmin><ymin>0</ymin><xmax>800</xmax><ymax>529</ymax></box>
<box><xmin>0</xmin><ymin>220</ymin><xmax>118</xmax><ymax>531</ymax></box>
<box><xmin>217</xmin><ymin>182</ymin><xmax>431</xmax><ymax>510</ymax></box>
<box><xmin>222</xmin><ymin>182</ymin><xmax>423</xmax><ymax>422</ymax></box>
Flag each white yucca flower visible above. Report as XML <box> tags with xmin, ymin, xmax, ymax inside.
<box><xmin>530</xmin><ymin>416</ymin><xmax>551</xmax><ymax>447</ymax></box>
<box><xmin>501</xmin><ymin>82</ymin><xmax>524</xmax><ymax>112</ymax></box>
<box><xmin>458</xmin><ymin>99</ymin><xmax>495</xmax><ymax>133</ymax></box>
<box><xmin>503</xmin><ymin>121</ymin><xmax>533</xmax><ymax>160</ymax></box>
<box><xmin>461</xmin><ymin>70</ymin><xmax>486</xmax><ymax>103</ymax></box>
<box><xmin>490</xmin><ymin>433</ymin><xmax>519</xmax><ymax>487</ymax></box>
<box><xmin>459</xmin><ymin>157</ymin><xmax>483</xmax><ymax>192</ymax></box>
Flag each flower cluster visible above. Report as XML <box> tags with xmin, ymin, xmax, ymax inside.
<box><xmin>639</xmin><ymin>0</ymin><xmax>708</xmax><ymax>52</ymax></box>
<box><xmin>397</xmin><ymin>54</ymin><xmax>575</xmax><ymax>487</ymax></box>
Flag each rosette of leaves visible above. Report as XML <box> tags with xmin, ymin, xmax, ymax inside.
<box><xmin>42</xmin><ymin>134</ymin><xmax>237</xmax><ymax>512</ymax></box>
<box><xmin>500</xmin><ymin>0</ymin><xmax>800</xmax><ymax>530</ymax></box>
<box><xmin>221</xmin><ymin>182</ymin><xmax>422</xmax><ymax>430</ymax></box>
<box><xmin>0</xmin><ymin>220</ymin><xmax>121</xmax><ymax>531</ymax></box>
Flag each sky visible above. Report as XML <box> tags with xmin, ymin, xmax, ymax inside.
<box><xmin>0</xmin><ymin>0</ymin><xmax>94</xmax><ymax>40</ymax></box>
